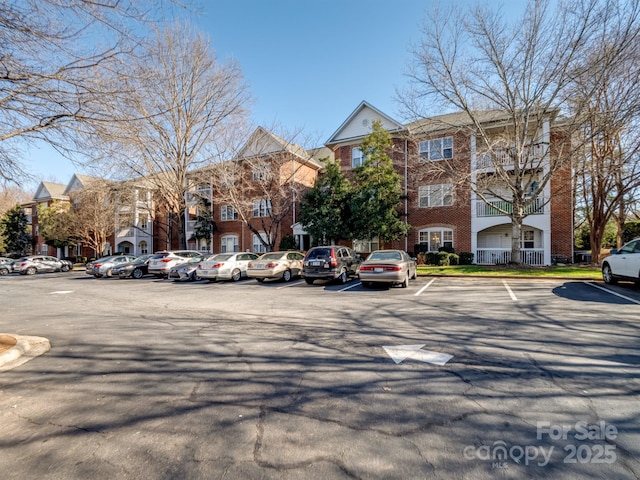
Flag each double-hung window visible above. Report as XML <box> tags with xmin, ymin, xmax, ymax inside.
<box><xmin>352</xmin><ymin>147</ymin><xmax>364</xmax><ymax>168</ymax></box>
<box><xmin>418</xmin><ymin>184</ymin><xmax>454</xmax><ymax>207</ymax></box>
<box><xmin>252</xmin><ymin>199</ymin><xmax>271</xmax><ymax>217</ymax></box>
<box><xmin>221</xmin><ymin>205</ymin><xmax>238</xmax><ymax>221</ymax></box>
<box><xmin>419</xmin><ymin>137</ymin><xmax>453</xmax><ymax>161</ymax></box>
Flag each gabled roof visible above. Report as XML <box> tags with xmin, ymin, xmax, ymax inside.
<box><xmin>63</xmin><ymin>173</ymin><xmax>102</xmax><ymax>195</ymax></box>
<box><xmin>236</xmin><ymin>126</ymin><xmax>322</xmax><ymax>169</ymax></box>
<box><xmin>32</xmin><ymin>181</ymin><xmax>68</xmax><ymax>202</ymax></box>
<box><xmin>326</xmin><ymin>101</ymin><xmax>404</xmax><ymax>146</ymax></box>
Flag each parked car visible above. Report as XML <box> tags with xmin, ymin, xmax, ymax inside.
<box><xmin>357</xmin><ymin>249</ymin><xmax>417</xmax><ymax>288</ymax></box>
<box><xmin>302</xmin><ymin>246</ymin><xmax>361</xmax><ymax>285</ymax></box>
<box><xmin>113</xmin><ymin>254</ymin><xmax>154</xmax><ymax>279</ymax></box>
<box><xmin>196</xmin><ymin>252</ymin><xmax>259</xmax><ymax>282</ymax></box>
<box><xmin>168</xmin><ymin>255</ymin><xmax>206</xmax><ymax>282</ymax></box>
<box><xmin>0</xmin><ymin>257</ymin><xmax>14</xmax><ymax>275</ymax></box>
<box><xmin>602</xmin><ymin>237</ymin><xmax>640</xmax><ymax>285</ymax></box>
<box><xmin>247</xmin><ymin>251</ymin><xmax>305</xmax><ymax>282</ymax></box>
<box><xmin>90</xmin><ymin>255</ymin><xmax>138</xmax><ymax>278</ymax></box>
<box><xmin>13</xmin><ymin>256</ymin><xmax>73</xmax><ymax>275</ymax></box>
<box><xmin>147</xmin><ymin>250</ymin><xmax>203</xmax><ymax>278</ymax></box>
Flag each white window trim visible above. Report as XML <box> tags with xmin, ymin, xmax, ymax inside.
<box><xmin>418</xmin><ymin>228</ymin><xmax>454</xmax><ymax>252</ymax></box>
<box><xmin>221</xmin><ymin>235</ymin><xmax>239</xmax><ymax>253</ymax></box>
<box><xmin>419</xmin><ymin>136</ymin><xmax>453</xmax><ymax>161</ymax></box>
<box><xmin>252</xmin><ymin>199</ymin><xmax>272</xmax><ymax>217</ymax></box>
<box><xmin>418</xmin><ymin>184</ymin><xmax>454</xmax><ymax>207</ymax></box>
<box><xmin>252</xmin><ymin>232</ymin><xmax>269</xmax><ymax>253</ymax></box>
<box><xmin>352</xmin><ymin>147</ymin><xmax>364</xmax><ymax>168</ymax></box>
<box><xmin>221</xmin><ymin>205</ymin><xmax>238</xmax><ymax>221</ymax></box>
<box><xmin>353</xmin><ymin>238</ymin><xmax>379</xmax><ymax>252</ymax></box>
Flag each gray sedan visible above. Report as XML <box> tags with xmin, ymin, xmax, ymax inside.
<box><xmin>357</xmin><ymin>250</ymin><xmax>417</xmax><ymax>288</ymax></box>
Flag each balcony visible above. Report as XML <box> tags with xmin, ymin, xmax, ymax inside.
<box><xmin>476</xmin><ymin>248</ymin><xmax>545</xmax><ymax>266</ymax></box>
<box><xmin>476</xmin><ymin>197</ymin><xmax>546</xmax><ymax>217</ymax></box>
<box><xmin>475</xmin><ymin>144</ymin><xmax>546</xmax><ymax>169</ymax></box>
<box><xmin>186</xmin><ymin>189</ymin><xmax>212</xmax><ymax>203</ymax></box>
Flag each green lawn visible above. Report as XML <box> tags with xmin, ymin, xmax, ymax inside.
<box><xmin>417</xmin><ymin>264</ymin><xmax>602</xmax><ymax>279</ymax></box>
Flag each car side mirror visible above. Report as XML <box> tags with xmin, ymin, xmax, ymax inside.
<box><xmin>610</xmin><ymin>249</ymin><xmax>618</xmax><ymax>255</ymax></box>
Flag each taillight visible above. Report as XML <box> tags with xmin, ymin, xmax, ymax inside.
<box><xmin>329</xmin><ymin>257</ymin><xmax>337</xmax><ymax>267</ymax></box>
<box><xmin>211</xmin><ymin>263</ymin><xmax>224</xmax><ymax>268</ymax></box>
<box><xmin>160</xmin><ymin>259</ymin><xmax>172</xmax><ymax>263</ymax></box>
<box><xmin>266</xmin><ymin>262</ymin><xmax>278</xmax><ymax>268</ymax></box>
<box><xmin>95</xmin><ymin>263</ymin><xmax>103</xmax><ymax>268</ymax></box>
<box><xmin>248</xmin><ymin>262</ymin><xmax>254</xmax><ymax>268</ymax></box>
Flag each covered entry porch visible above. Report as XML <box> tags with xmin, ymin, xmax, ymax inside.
<box><xmin>475</xmin><ymin>224</ymin><xmax>548</xmax><ymax>266</ymax></box>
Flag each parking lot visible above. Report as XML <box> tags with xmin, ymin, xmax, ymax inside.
<box><xmin>1</xmin><ymin>272</ymin><xmax>639</xmax><ymax>479</ymax></box>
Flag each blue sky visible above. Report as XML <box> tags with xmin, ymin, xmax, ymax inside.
<box><xmin>25</xmin><ymin>0</ymin><xmax>517</xmax><ymax>189</ymax></box>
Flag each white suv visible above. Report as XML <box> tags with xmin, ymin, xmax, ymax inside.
<box><xmin>147</xmin><ymin>250</ymin><xmax>203</xmax><ymax>278</ymax></box>
<box><xmin>602</xmin><ymin>237</ymin><xmax>640</xmax><ymax>285</ymax></box>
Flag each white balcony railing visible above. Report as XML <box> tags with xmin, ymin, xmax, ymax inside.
<box><xmin>475</xmin><ymin>144</ymin><xmax>546</xmax><ymax>169</ymax></box>
<box><xmin>476</xmin><ymin>197</ymin><xmax>546</xmax><ymax>217</ymax></box>
<box><xmin>476</xmin><ymin>248</ymin><xmax>545</xmax><ymax>266</ymax></box>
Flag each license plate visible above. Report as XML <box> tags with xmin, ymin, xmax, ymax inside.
<box><xmin>311</xmin><ymin>260</ymin><xmax>322</xmax><ymax>266</ymax></box>
<box><xmin>374</xmin><ymin>268</ymin><xmax>383</xmax><ymax>273</ymax></box>
<box><xmin>255</xmin><ymin>264</ymin><xmax>265</xmax><ymax>269</ymax></box>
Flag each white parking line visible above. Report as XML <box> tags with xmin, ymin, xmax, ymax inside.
<box><xmin>585</xmin><ymin>281</ymin><xmax>640</xmax><ymax>305</ymax></box>
<box><xmin>339</xmin><ymin>282</ymin><xmax>361</xmax><ymax>292</ymax></box>
<box><xmin>276</xmin><ymin>280</ymin><xmax>304</xmax><ymax>289</ymax></box>
<box><xmin>502</xmin><ymin>280</ymin><xmax>518</xmax><ymax>301</ymax></box>
<box><xmin>414</xmin><ymin>278</ymin><xmax>437</xmax><ymax>296</ymax></box>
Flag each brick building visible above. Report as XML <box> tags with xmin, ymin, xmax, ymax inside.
<box><xmin>325</xmin><ymin>101</ymin><xmax>574</xmax><ymax>265</ymax></box>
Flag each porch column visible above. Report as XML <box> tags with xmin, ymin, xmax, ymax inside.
<box><xmin>543</xmin><ymin>229</ymin><xmax>552</xmax><ymax>266</ymax></box>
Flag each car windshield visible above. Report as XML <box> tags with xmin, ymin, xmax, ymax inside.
<box><xmin>260</xmin><ymin>253</ymin><xmax>285</xmax><ymax>260</ymax></box>
<box><xmin>151</xmin><ymin>253</ymin><xmax>169</xmax><ymax>259</ymax></box>
<box><xmin>306</xmin><ymin>248</ymin><xmax>332</xmax><ymax>259</ymax></box>
<box><xmin>206</xmin><ymin>254</ymin><xmax>231</xmax><ymax>261</ymax></box>
<box><xmin>367</xmin><ymin>251</ymin><xmax>402</xmax><ymax>261</ymax></box>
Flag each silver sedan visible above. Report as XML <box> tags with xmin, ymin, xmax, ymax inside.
<box><xmin>357</xmin><ymin>250</ymin><xmax>417</xmax><ymax>288</ymax></box>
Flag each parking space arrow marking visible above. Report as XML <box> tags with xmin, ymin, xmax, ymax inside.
<box><xmin>49</xmin><ymin>291</ymin><xmax>73</xmax><ymax>294</ymax></box>
<box><xmin>383</xmin><ymin>344</ymin><xmax>453</xmax><ymax>365</ymax></box>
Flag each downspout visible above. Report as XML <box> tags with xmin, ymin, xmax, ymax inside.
<box><xmin>404</xmin><ymin>138</ymin><xmax>409</xmax><ymax>252</ymax></box>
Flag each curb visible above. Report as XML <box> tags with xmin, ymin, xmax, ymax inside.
<box><xmin>0</xmin><ymin>334</ymin><xmax>50</xmax><ymax>372</ymax></box>
<box><xmin>417</xmin><ymin>273</ymin><xmax>601</xmax><ymax>281</ymax></box>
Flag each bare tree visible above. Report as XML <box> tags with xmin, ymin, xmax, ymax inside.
<box><xmin>0</xmin><ymin>186</ymin><xmax>31</xmax><ymax>216</ymax></box>
<box><xmin>202</xmin><ymin>127</ymin><xmax>319</xmax><ymax>252</ymax></box>
<box><xmin>571</xmin><ymin>0</ymin><xmax>640</xmax><ymax>261</ymax></box>
<box><xmin>67</xmin><ymin>179</ymin><xmax>124</xmax><ymax>257</ymax></box>
<box><xmin>82</xmin><ymin>22</ymin><xmax>251</xmax><ymax>250</ymax></box>
<box><xmin>0</xmin><ymin>0</ymin><xmax>184</xmax><ymax>185</ymax></box>
<box><xmin>402</xmin><ymin>0</ymin><xmax>605</xmax><ymax>263</ymax></box>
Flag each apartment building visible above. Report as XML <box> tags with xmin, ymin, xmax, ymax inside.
<box><xmin>23</xmin><ymin>105</ymin><xmax>573</xmax><ymax>265</ymax></box>
<box><xmin>184</xmin><ymin>127</ymin><xmax>324</xmax><ymax>254</ymax></box>
<box><xmin>325</xmin><ymin>101</ymin><xmax>573</xmax><ymax>265</ymax></box>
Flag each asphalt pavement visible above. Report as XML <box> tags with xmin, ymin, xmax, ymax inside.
<box><xmin>1</xmin><ymin>272</ymin><xmax>639</xmax><ymax>479</ymax></box>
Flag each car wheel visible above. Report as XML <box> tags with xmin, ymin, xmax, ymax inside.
<box><xmin>255</xmin><ymin>278</ymin><xmax>265</xmax><ymax>283</ymax></box>
<box><xmin>338</xmin><ymin>269</ymin><xmax>347</xmax><ymax>284</ymax></box>
<box><xmin>26</xmin><ymin>266</ymin><xmax>37</xmax><ymax>275</ymax></box>
<box><xmin>0</xmin><ymin>268</ymin><xmax>8</xmax><ymax>275</ymax></box>
<box><xmin>105</xmin><ymin>268</ymin><xmax>112</xmax><ymax>278</ymax></box>
<box><xmin>231</xmin><ymin>268</ymin><xmax>241</xmax><ymax>282</ymax></box>
<box><xmin>193</xmin><ymin>272</ymin><xmax>202</xmax><ymax>281</ymax></box>
<box><xmin>602</xmin><ymin>263</ymin><xmax>617</xmax><ymax>285</ymax></box>
<box><xmin>94</xmin><ymin>273</ymin><xmax>103</xmax><ymax>278</ymax></box>
<box><xmin>401</xmin><ymin>272</ymin><xmax>409</xmax><ymax>288</ymax></box>
<box><xmin>61</xmin><ymin>264</ymin><xmax>70</xmax><ymax>272</ymax></box>
<box><xmin>282</xmin><ymin>269</ymin><xmax>292</xmax><ymax>282</ymax></box>
<box><xmin>304</xmin><ymin>278</ymin><xmax>314</xmax><ymax>285</ymax></box>
<box><xmin>132</xmin><ymin>268</ymin><xmax>144</xmax><ymax>279</ymax></box>
<box><xmin>411</xmin><ymin>268</ymin><xmax>417</xmax><ymax>280</ymax></box>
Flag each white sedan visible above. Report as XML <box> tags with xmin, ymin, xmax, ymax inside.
<box><xmin>196</xmin><ymin>252</ymin><xmax>259</xmax><ymax>282</ymax></box>
<box><xmin>602</xmin><ymin>237</ymin><xmax>640</xmax><ymax>285</ymax></box>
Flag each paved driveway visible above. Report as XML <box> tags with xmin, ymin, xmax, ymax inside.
<box><xmin>1</xmin><ymin>274</ymin><xmax>639</xmax><ymax>479</ymax></box>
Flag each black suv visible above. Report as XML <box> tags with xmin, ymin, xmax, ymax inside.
<box><xmin>302</xmin><ymin>246</ymin><xmax>361</xmax><ymax>285</ymax></box>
